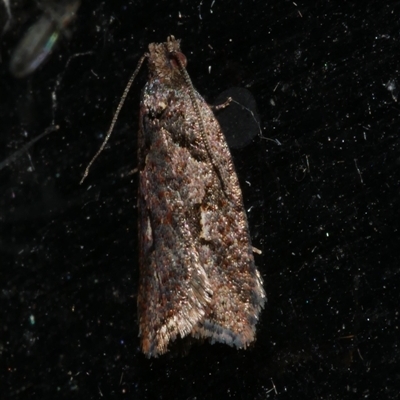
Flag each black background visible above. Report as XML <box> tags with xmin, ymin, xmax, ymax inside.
<box><xmin>1</xmin><ymin>1</ymin><xmax>399</xmax><ymax>399</ymax></box>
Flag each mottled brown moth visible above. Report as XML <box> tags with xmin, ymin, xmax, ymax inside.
<box><xmin>82</xmin><ymin>36</ymin><xmax>265</xmax><ymax>358</ymax></box>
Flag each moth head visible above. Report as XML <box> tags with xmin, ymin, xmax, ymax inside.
<box><xmin>147</xmin><ymin>36</ymin><xmax>187</xmax><ymax>84</ymax></box>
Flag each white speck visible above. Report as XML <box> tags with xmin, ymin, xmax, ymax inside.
<box><xmin>386</xmin><ymin>79</ymin><xmax>396</xmax><ymax>92</ymax></box>
<box><xmin>210</xmin><ymin>0</ymin><xmax>216</xmax><ymax>13</ymax></box>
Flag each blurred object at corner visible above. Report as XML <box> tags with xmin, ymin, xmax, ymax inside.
<box><xmin>7</xmin><ymin>0</ymin><xmax>80</xmax><ymax>78</ymax></box>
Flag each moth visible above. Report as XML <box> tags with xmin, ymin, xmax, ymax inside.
<box><xmin>82</xmin><ymin>36</ymin><xmax>265</xmax><ymax>358</ymax></box>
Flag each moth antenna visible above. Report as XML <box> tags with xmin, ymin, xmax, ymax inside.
<box><xmin>80</xmin><ymin>54</ymin><xmax>148</xmax><ymax>184</ymax></box>
<box><xmin>172</xmin><ymin>52</ymin><xmax>226</xmax><ymax>191</ymax></box>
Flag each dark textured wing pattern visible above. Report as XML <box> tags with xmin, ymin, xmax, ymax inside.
<box><xmin>137</xmin><ymin>37</ymin><xmax>265</xmax><ymax>357</ymax></box>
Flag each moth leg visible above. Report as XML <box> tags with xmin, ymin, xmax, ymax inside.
<box><xmin>210</xmin><ymin>96</ymin><xmax>232</xmax><ymax>111</ymax></box>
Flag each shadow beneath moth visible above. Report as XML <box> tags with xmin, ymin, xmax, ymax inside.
<box><xmin>81</xmin><ymin>36</ymin><xmax>266</xmax><ymax>358</ymax></box>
